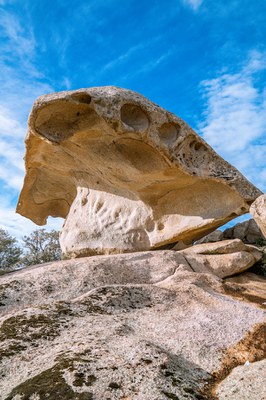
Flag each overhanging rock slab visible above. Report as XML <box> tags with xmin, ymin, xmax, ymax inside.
<box><xmin>16</xmin><ymin>86</ymin><xmax>262</xmax><ymax>256</ymax></box>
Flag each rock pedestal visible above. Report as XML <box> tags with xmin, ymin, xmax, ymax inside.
<box><xmin>16</xmin><ymin>87</ymin><xmax>262</xmax><ymax>256</ymax></box>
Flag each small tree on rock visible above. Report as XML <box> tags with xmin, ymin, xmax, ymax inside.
<box><xmin>0</xmin><ymin>228</ymin><xmax>22</xmax><ymax>272</ymax></box>
<box><xmin>22</xmin><ymin>229</ymin><xmax>61</xmax><ymax>266</ymax></box>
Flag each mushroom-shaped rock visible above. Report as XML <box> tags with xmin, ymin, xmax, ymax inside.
<box><xmin>16</xmin><ymin>87</ymin><xmax>262</xmax><ymax>257</ymax></box>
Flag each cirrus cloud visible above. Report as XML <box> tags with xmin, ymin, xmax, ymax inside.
<box><xmin>199</xmin><ymin>51</ymin><xmax>266</xmax><ymax>192</ymax></box>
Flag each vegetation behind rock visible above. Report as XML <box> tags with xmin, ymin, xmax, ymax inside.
<box><xmin>0</xmin><ymin>228</ymin><xmax>61</xmax><ymax>274</ymax></box>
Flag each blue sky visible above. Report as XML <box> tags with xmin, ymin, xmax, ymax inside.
<box><xmin>0</xmin><ymin>0</ymin><xmax>265</xmax><ymax>238</ymax></box>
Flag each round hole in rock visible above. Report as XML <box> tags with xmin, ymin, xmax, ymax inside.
<box><xmin>120</xmin><ymin>103</ymin><xmax>149</xmax><ymax>132</ymax></box>
<box><xmin>70</xmin><ymin>92</ymin><xmax>92</xmax><ymax>104</ymax></box>
<box><xmin>35</xmin><ymin>101</ymin><xmax>96</xmax><ymax>142</ymax></box>
<box><xmin>194</xmin><ymin>142</ymin><xmax>207</xmax><ymax>151</ymax></box>
<box><xmin>158</xmin><ymin>122</ymin><xmax>181</xmax><ymax>145</ymax></box>
<box><xmin>158</xmin><ymin>222</ymin><xmax>164</xmax><ymax>231</ymax></box>
<box><xmin>146</xmin><ymin>218</ymin><xmax>155</xmax><ymax>232</ymax></box>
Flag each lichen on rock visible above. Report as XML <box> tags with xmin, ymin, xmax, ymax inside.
<box><xmin>0</xmin><ymin>249</ymin><xmax>265</xmax><ymax>399</ymax></box>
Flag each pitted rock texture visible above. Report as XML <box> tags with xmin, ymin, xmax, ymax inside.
<box><xmin>0</xmin><ymin>250</ymin><xmax>265</xmax><ymax>399</ymax></box>
<box><xmin>250</xmin><ymin>194</ymin><xmax>266</xmax><ymax>240</ymax></box>
<box><xmin>16</xmin><ymin>87</ymin><xmax>262</xmax><ymax>256</ymax></box>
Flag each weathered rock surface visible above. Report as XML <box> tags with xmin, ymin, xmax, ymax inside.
<box><xmin>224</xmin><ymin>272</ymin><xmax>266</xmax><ymax>306</ymax></box>
<box><xmin>0</xmin><ymin>250</ymin><xmax>265</xmax><ymax>399</ymax></box>
<box><xmin>16</xmin><ymin>87</ymin><xmax>262</xmax><ymax>256</ymax></box>
<box><xmin>250</xmin><ymin>194</ymin><xmax>266</xmax><ymax>240</ymax></box>
<box><xmin>215</xmin><ymin>359</ymin><xmax>266</xmax><ymax>400</ymax></box>
<box><xmin>223</xmin><ymin>218</ymin><xmax>265</xmax><ymax>245</ymax></box>
<box><xmin>196</xmin><ymin>230</ymin><xmax>224</xmax><ymax>244</ymax></box>
<box><xmin>176</xmin><ymin>239</ymin><xmax>262</xmax><ymax>278</ymax></box>
<box><xmin>198</xmin><ymin>218</ymin><xmax>265</xmax><ymax>246</ymax></box>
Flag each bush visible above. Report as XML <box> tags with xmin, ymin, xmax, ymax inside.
<box><xmin>0</xmin><ymin>228</ymin><xmax>22</xmax><ymax>273</ymax></box>
<box><xmin>249</xmin><ymin>252</ymin><xmax>266</xmax><ymax>277</ymax></box>
<box><xmin>0</xmin><ymin>228</ymin><xmax>62</xmax><ymax>273</ymax></box>
<box><xmin>21</xmin><ymin>229</ymin><xmax>62</xmax><ymax>267</ymax></box>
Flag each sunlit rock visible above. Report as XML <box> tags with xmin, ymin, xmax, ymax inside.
<box><xmin>16</xmin><ymin>87</ymin><xmax>262</xmax><ymax>256</ymax></box>
<box><xmin>250</xmin><ymin>194</ymin><xmax>266</xmax><ymax>240</ymax></box>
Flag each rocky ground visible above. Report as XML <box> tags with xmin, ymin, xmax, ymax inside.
<box><xmin>0</xmin><ymin>242</ymin><xmax>265</xmax><ymax>400</ymax></box>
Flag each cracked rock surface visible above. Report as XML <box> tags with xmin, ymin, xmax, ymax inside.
<box><xmin>0</xmin><ymin>248</ymin><xmax>265</xmax><ymax>399</ymax></box>
<box><xmin>16</xmin><ymin>86</ymin><xmax>262</xmax><ymax>256</ymax></box>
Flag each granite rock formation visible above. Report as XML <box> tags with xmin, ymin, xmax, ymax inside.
<box><xmin>0</xmin><ymin>248</ymin><xmax>265</xmax><ymax>399</ymax></box>
<box><xmin>196</xmin><ymin>230</ymin><xmax>224</xmax><ymax>244</ymax></box>
<box><xmin>197</xmin><ymin>218</ymin><xmax>265</xmax><ymax>246</ymax></box>
<box><xmin>216</xmin><ymin>359</ymin><xmax>266</xmax><ymax>400</ymax></box>
<box><xmin>16</xmin><ymin>87</ymin><xmax>262</xmax><ymax>256</ymax></box>
<box><xmin>250</xmin><ymin>194</ymin><xmax>266</xmax><ymax>240</ymax></box>
<box><xmin>223</xmin><ymin>218</ymin><xmax>265</xmax><ymax>245</ymax></box>
<box><xmin>177</xmin><ymin>239</ymin><xmax>262</xmax><ymax>278</ymax></box>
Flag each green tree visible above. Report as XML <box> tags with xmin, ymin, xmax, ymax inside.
<box><xmin>22</xmin><ymin>229</ymin><xmax>61</xmax><ymax>266</ymax></box>
<box><xmin>0</xmin><ymin>228</ymin><xmax>22</xmax><ymax>273</ymax></box>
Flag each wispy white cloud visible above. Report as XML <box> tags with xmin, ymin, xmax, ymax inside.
<box><xmin>0</xmin><ymin>198</ymin><xmax>63</xmax><ymax>240</ymax></box>
<box><xmin>101</xmin><ymin>43</ymin><xmax>144</xmax><ymax>72</ymax></box>
<box><xmin>182</xmin><ymin>0</ymin><xmax>203</xmax><ymax>11</ymax></box>
<box><xmin>0</xmin><ymin>106</ymin><xmax>25</xmax><ymax>192</ymax></box>
<box><xmin>0</xmin><ymin>9</ymin><xmax>52</xmax><ymax>112</ymax></box>
<box><xmin>0</xmin><ymin>8</ymin><xmax>55</xmax><ymax>238</ymax></box>
<box><xmin>199</xmin><ymin>51</ymin><xmax>266</xmax><ymax>192</ymax></box>
<box><xmin>116</xmin><ymin>46</ymin><xmax>176</xmax><ymax>85</ymax></box>
<box><xmin>94</xmin><ymin>35</ymin><xmax>164</xmax><ymax>81</ymax></box>
<box><xmin>0</xmin><ymin>105</ymin><xmax>25</xmax><ymax>139</ymax></box>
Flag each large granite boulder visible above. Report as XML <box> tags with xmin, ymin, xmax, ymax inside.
<box><xmin>16</xmin><ymin>87</ymin><xmax>262</xmax><ymax>257</ymax></box>
<box><xmin>0</xmin><ymin>250</ymin><xmax>265</xmax><ymax>399</ymax></box>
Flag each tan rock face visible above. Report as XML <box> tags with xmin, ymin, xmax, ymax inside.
<box><xmin>250</xmin><ymin>194</ymin><xmax>266</xmax><ymax>239</ymax></box>
<box><xmin>224</xmin><ymin>272</ymin><xmax>266</xmax><ymax>305</ymax></box>
<box><xmin>16</xmin><ymin>87</ymin><xmax>262</xmax><ymax>256</ymax></box>
<box><xmin>178</xmin><ymin>239</ymin><xmax>262</xmax><ymax>278</ymax></box>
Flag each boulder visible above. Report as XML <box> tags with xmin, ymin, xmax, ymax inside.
<box><xmin>250</xmin><ymin>194</ymin><xmax>266</xmax><ymax>240</ymax></box>
<box><xmin>178</xmin><ymin>239</ymin><xmax>262</xmax><ymax>278</ymax></box>
<box><xmin>0</xmin><ymin>251</ymin><xmax>265</xmax><ymax>399</ymax></box>
<box><xmin>215</xmin><ymin>359</ymin><xmax>266</xmax><ymax>400</ymax></box>
<box><xmin>16</xmin><ymin>87</ymin><xmax>262</xmax><ymax>257</ymax></box>
<box><xmin>196</xmin><ymin>229</ymin><xmax>223</xmax><ymax>244</ymax></box>
<box><xmin>223</xmin><ymin>218</ymin><xmax>264</xmax><ymax>245</ymax></box>
<box><xmin>198</xmin><ymin>218</ymin><xmax>265</xmax><ymax>246</ymax></box>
